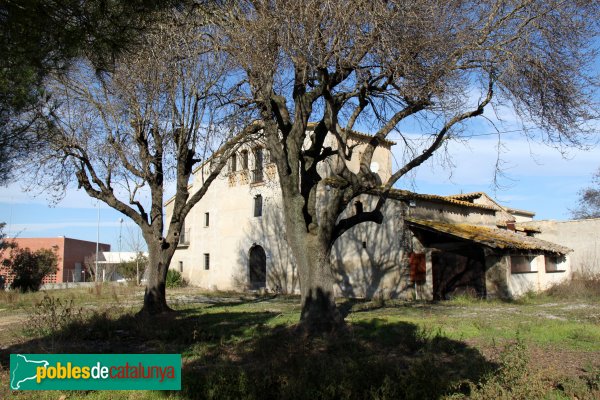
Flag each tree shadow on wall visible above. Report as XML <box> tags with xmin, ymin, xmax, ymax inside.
<box><xmin>233</xmin><ymin>202</ymin><xmax>298</xmax><ymax>294</ymax></box>
<box><xmin>332</xmin><ymin>211</ymin><xmax>413</xmax><ymax>300</ymax></box>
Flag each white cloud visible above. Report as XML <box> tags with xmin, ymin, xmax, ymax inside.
<box><xmin>392</xmin><ymin>135</ymin><xmax>599</xmax><ymax>188</ymax></box>
<box><xmin>7</xmin><ymin>221</ymin><xmax>124</xmax><ymax>236</ymax></box>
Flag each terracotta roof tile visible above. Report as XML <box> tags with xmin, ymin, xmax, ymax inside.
<box><xmin>385</xmin><ymin>189</ymin><xmax>498</xmax><ymax>211</ymax></box>
<box><xmin>405</xmin><ymin>217</ymin><xmax>571</xmax><ymax>254</ymax></box>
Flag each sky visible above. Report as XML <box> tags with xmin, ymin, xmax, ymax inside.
<box><xmin>1</xmin><ymin>89</ymin><xmax>598</xmax><ymax>252</ymax></box>
<box><xmin>1</xmin><ymin>128</ymin><xmax>597</xmax><ymax>253</ymax></box>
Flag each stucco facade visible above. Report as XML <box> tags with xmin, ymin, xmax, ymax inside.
<box><xmin>166</xmin><ymin>130</ymin><xmax>571</xmax><ymax>300</ymax></box>
<box><xmin>518</xmin><ymin>218</ymin><xmax>600</xmax><ymax>276</ymax></box>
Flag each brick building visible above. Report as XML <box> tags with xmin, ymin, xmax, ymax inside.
<box><xmin>0</xmin><ymin>237</ymin><xmax>110</xmax><ymax>285</ymax></box>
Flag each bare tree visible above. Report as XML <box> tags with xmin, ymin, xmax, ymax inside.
<box><xmin>213</xmin><ymin>0</ymin><xmax>599</xmax><ymax>332</ymax></box>
<box><xmin>29</xmin><ymin>12</ymin><xmax>260</xmax><ymax>314</ymax></box>
<box><xmin>572</xmin><ymin>167</ymin><xmax>600</xmax><ymax>219</ymax></box>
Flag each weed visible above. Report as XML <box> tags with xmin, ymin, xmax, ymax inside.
<box><xmin>23</xmin><ymin>293</ymin><xmax>84</xmax><ymax>337</ymax></box>
<box><xmin>546</xmin><ymin>275</ymin><xmax>600</xmax><ymax>300</ymax></box>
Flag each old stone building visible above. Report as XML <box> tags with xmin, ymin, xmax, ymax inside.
<box><xmin>166</xmin><ymin>127</ymin><xmax>571</xmax><ymax>300</ymax></box>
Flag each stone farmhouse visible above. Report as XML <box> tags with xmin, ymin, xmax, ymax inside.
<box><xmin>166</xmin><ymin>126</ymin><xmax>572</xmax><ymax>300</ymax></box>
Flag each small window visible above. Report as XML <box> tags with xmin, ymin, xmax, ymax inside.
<box><xmin>241</xmin><ymin>150</ymin><xmax>249</xmax><ymax>170</ymax></box>
<box><xmin>204</xmin><ymin>253</ymin><xmax>210</xmax><ymax>270</ymax></box>
<box><xmin>545</xmin><ymin>255</ymin><xmax>565</xmax><ymax>272</ymax></box>
<box><xmin>510</xmin><ymin>255</ymin><xmax>533</xmax><ymax>273</ymax></box>
<box><xmin>355</xmin><ymin>201</ymin><xmax>363</xmax><ymax>215</ymax></box>
<box><xmin>178</xmin><ymin>261</ymin><xmax>183</xmax><ymax>273</ymax></box>
<box><xmin>254</xmin><ymin>194</ymin><xmax>263</xmax><ymax>217</ymax></box>
<box><xmin>254</xmin><ymin>147</ymin><xmax>264</xmax><ymax>170</ymax></box>
<box><xmin>230</xmin><ymin>153</ymin><xmax>237</xmax><ymax>172</ymax></box>
<box><xmin>204</xmin><ymin>212</ymin><xmax>210</xmax><ymax>227</ymax></box>
<box><xmin>362</xmin><ymin>241</ymin><xmax>367</xmax><ymax>249</ymax></box>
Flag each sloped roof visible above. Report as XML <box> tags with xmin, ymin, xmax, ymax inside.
<box><xmin>386</xmin><ymin>189</ymin><xmax>497</xmax><ymax>211</ymax></box>
<box><xmin>405</xmin><ymin>217</ymin><xmax>571</xmax><ymax>254</ymax></box>
<box><xmin>306</xmin><ymin>122</ymin><xmax>396</xmax><ymax>147</ymax></box>
<box><xmin>445</xmin><ymin>192</ymin><xmax>486</xmax><ymax>200</ymax></box>
<box><xmin>445</xmin><ymin>192</ymin><xmax>536</xmax><ymax>217</ymax></box>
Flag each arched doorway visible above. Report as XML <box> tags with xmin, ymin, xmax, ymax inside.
<box><xmin>249</xmin><ymin>245</ymin><xmax>266</xmax><ymax>289</ymax></box>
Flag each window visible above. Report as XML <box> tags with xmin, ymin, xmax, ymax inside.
<box><xmin>230</xmin><ymin>153</ymin><xmax>237</xmax><ymax>172</ymax></box>
<box><xmin>241</xmin><ymin>150</ymin><xmax>249</xmax><ymax>170</ymax></box>
<box><xmin>178</xmin><ymin>261</ymin><xmax>183</xmax><ymax>273</ymax></box>
<box><xmin>178</xmin><ymin>220</ymin><xmax>190</xmax><ymax>246</ymax></box>
<box><xmin>204</xmin><ymin>253</ymin><xmax>210</xmax><ymax>270</ymax></box>
<box><xmin>254</xmin><ymin>194</ymin><xmax>263</xmax><ymax>217</ymax></box>
<box><xmin>252</xmin><ymin>147</ymin><xmax>264</xmax><ymax>183</ymax></box>
<box><xmin>355</xmin><ymin>201</ymin><xmax>363</xmax><ymax>214</ymax></box>
<box><xmin>510</xmin><ymin>255</ymin><xmax>533</xmax><ymax>273</ymax></box>
<box><xmin>204</xmin><ymin>212</ymin><xmax>210</xmax><ymax>227</ymax></box>
<box><xmin>545</xmin><ymin>255</ymin><xmax>565</xmax><ymax>272</ymax></box>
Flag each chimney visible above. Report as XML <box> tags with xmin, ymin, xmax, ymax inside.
<box><xmin>506</xmin><ymin>221</ymin><xmax>516</xmax><ymax>231</ymax></box>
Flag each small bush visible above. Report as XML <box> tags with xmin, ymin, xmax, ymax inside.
<box><xmin>24</xmin><ymin>293</ymin><xmax>84</xmax><ymax>337</ymax></box>
<box><xmin>166</xmin><ymin>269</ymin><xmax>186</xmax><ymax>288</ymax></box>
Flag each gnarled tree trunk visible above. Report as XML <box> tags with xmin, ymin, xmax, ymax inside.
<box><xmin>140</xmin><ymin>238</ymin><xmax>177</xmax><ymax>315</ymax></box>
<box><xmin>297</xmin><ymin>232</ymin><xmax>343</xmax><ymax>333</ymax></box>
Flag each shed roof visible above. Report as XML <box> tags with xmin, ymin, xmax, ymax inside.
<box><xmin>386</xmin><ymin>189</ymin><xmax>498</xmax><ymax>211</ymax></box>
<box><xmin>405</xmin><ymin>218</ymin><xmax>571</xmax><ymax>254</ymax></box>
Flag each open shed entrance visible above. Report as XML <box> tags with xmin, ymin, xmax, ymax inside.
<box><xmin>431</xmin><ymin>248</ymin><xmax>486</xmax><ymax>300</ymax></box>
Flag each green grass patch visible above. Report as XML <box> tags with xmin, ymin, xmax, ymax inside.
<box><xmin>1</xmin><ymin>287</ymin><xmax>599</xmax><ymax>399</ymax></box>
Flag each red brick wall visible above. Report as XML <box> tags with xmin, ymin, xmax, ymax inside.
<box><xmin>62</xmin><ymin>238</ymin><xmax>110</xmax><ymax>282</ymax></box>
<box><xmin>0</xmin><ymin>237</ymin><xmax>110</xmax><ymax>285</ymax></box>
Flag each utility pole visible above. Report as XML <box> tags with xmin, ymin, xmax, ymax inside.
<box><xmin>95</xmin><ymin>202</ymin><xmax>99</xmax><ymax>282</ymax></box>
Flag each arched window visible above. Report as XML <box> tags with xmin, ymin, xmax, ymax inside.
<box><xmin>241</xmin><ymin>150</ymin><xmax>249</xmax><ymax>170</ymax></box>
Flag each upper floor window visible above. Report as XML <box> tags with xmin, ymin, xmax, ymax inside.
<box><xmin>204</xmin><ymin>253</ymin><xmax>210</xmax><ymax>270</ymax></box>
<box><xmin>254</xmin><ymin>194</ymin><xmax>263</xmax><ymax>217</ymax></box>
<box><xmin>178</xmin><ymin>220</ymin><xmax>190</xmax><ymax>246</ymax></box>
<box><xmin>355</xmin><ymin>201</ymin><xmax>363</xmax><ymax>215</ymax></box>
<box><xmin>204</xmin><ymin>212</ymin><xmax>210</xmax><ymax>227</ymax></box>
<box><xmin>230</xmin><ymin>153</ymin><xmax>237</xmax><ymax>172</ymax></box>
<box><xmin>252</xmin><ymin>148</ymin><xmax>264</xmax><ymax>183</ymax></box>
<box><xmin>241</xmin><ymin>150</ymin><xmax>249</xmax><ymax>170</ymax></box>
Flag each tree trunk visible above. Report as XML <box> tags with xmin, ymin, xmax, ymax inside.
<box><xmin>139</xmin><ymin>240</ymin><xmax>173</xmax><ymax>314</ymax></box>
<box><xmin>296</xmin><ymin>232</ymin><xmax>344</xmax><ymax>334</ymax></box>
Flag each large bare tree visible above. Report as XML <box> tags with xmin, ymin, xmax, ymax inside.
<box><xmin>213</xmin><ymin>0</ymin><xmax>599</xmax><ymax>332</ymax></box>
<box><xmin>572</xmin><ymin>166</ymin><xmax>600</xmax><ymax>219</ymax></box>
<box><xmin>29</xmin><ymin>12</ymin><xmax>260</xmax><ymax>313</ymax></box>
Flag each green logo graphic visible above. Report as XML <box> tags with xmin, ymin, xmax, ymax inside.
<box><xmin>9</xmin><ymin>354</ymin><xmax>181</xmax><ymax>390</ymax></box>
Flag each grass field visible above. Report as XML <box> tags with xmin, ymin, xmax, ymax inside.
<box><xmin>0</xmin><ymin>282</ymin><xmax>599</xmax><ymax>399</ymax></box>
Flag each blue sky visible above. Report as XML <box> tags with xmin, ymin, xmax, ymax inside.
<box><xmin>1</xmin><ymin>91</ymin><xmax>599</xmax><ymax>252</ymax></box>
<box><xmin>1</xmin><ymin>129</ymin><xmax>597</xmax><ymax>252</ymax></box>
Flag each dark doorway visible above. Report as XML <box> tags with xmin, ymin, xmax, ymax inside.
<box><xmin>249</xmin><ymin>245</ymin><xmax>267</xmax><ymax>289</ymax></box>
<box><xmin>432</xmin><ymin>247</ymin><xmax>486</xmax><ymax>300</ymax></box>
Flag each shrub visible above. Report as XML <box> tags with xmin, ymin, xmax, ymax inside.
<box><xmin>24</xmin><ymin>293</ymin><xmax>83</xmax><ymax>337</ymax></box>
<box><xmin>166</xmin><ymin>269</ymin><xmax>185</xmax><ymax>288</ymax></box>
<box><xmin>3</xmin><ymin>245</ymin><xmax>58</xmax><ymax>292</ymax></box>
